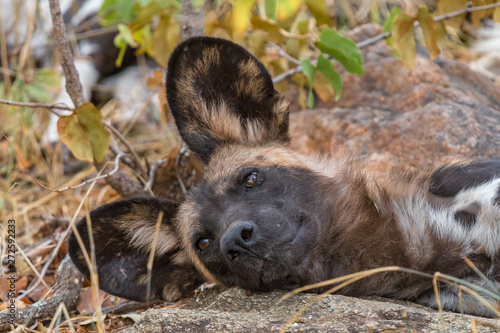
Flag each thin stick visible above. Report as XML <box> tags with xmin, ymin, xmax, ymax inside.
<box><xmin>268</xmin><ymin>42</ymin><xmax>301</xmax><ymax>65</ymax></box>
<box><xmin>146</xmin><ymin>211</ymin><xmax>164</xmax><ymax>301</ymax></box>
<box><xmin>433</xmin><ymin>272</ymin><xmax>445</xmax><ymax>332</ymax></box>
<box><xmin>272</xmin><ymin>1</ymin><xmax>500</xmax><ymax>84</ymax></box>
<box><xmin>175</xmin><ymin>141</ymin><xmax>187</xmax><ymax>195</ymax></box>
<box><xmin>104</xmin><ymin>122</ymin><xmax>148</xmax><ymax>180</ymax></box>
<box><xmin>46</xmin><ymin>302</ymin><xmax>77</xmax><ymax>333</ymax></box>
<box><xmin>0</xmin><ymin>0</ymin><xmax>12</xmax><ymax>91</ymax></box>
<box><xmin>144</xmin><ymin>157</ymin><xmax>168</xmax><ymax>192</ymax></box>
<box><xmin>0</xmin><ymin>98</ymin><xmax>72</xmax><ymax>113</ymax></box>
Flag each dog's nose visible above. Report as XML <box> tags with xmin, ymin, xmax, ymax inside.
<box><xmin>220</xmin><ymin>220</ymin><xmax>257</xmax><ymax>261</ymax></box>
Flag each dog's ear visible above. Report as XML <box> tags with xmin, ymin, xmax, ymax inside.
<box><xmin>166</xmin><ymin>37</ymin><xmax>290</xmax><ymax>164</ymax></box>
<box><xmin>68</xmin><ymin>197</ymin><xmax>205</xmax><ymax>302</ymax></box>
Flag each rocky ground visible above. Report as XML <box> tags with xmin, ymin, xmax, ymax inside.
<box><xmin>124</xmin><ymin>287</ymin><xmax>500</xmax><ymax>332</ymax></box>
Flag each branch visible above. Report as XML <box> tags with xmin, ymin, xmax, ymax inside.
<box><xmin>104</xmin><ymin>122</ymin><xmax>148</xmax><ymax>180</ymax></box>
<box><xmin>268</xmin><ymin>42</ymin><xmax>301</xmax><ymax>66</ymax></box>
<box><xmin>48</xmin><ymin>0</ymin><xmax>85</xmax><ymax>107</ymax></box>
<box><xmin>272</xmin><ymin>1</ymin><xmax>500</xmax><ymax>84</ymax></box>
<box><xmin>0</xmin><ymin>256</ymin><xmax>81</xmax><ymax>332</ymax></box>
<box><xmin>180</xmin><ymin>0</ymin><xmax>205</xmax><ymax>41</ymax></box>
<box><xmin>0</xmin><ymin>98</ymin><xmax>72</xmax><ymax>114</ymax></box>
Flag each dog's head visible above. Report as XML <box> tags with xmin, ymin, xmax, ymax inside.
<box><xmin>68</xmin><ymin>37</ymin><xmax>328</xmax><ymax>302</ymax></box>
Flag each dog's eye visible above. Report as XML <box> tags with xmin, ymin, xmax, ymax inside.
<box><xmin>244</xmin><ymin>171</ymin><xmax>258</xmax><ymax>188</ymax></box>
<box><xmin>197</xmin><ymin>238</ymin><xmax>211</xmax><ymax>251</ymax></box>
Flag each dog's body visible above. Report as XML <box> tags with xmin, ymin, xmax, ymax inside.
<box><xmin>68</xmin><ymin>37</ymin><xmax>500</xmax><ymax>317</ymax></box>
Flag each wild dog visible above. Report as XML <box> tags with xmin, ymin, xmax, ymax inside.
<box><xmin>68</xmin><ymin>37</ymin><xmax>500</xmax><ymax>317</ymax></box>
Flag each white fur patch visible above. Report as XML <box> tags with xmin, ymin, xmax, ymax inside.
<box><xmin>394</xmin><ymin>178</ymin><xmax>500</xmax><ymax>259</ymax></box>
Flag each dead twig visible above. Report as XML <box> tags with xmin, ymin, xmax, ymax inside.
<box><xmin>144</xmin><ymin>157</ymin><xmax>168</xmax><ymax>192</ymax></box>
<box><xmin>268</xmin><ymin>42</ymin><xmax>301</xmax><ymax>66</ymax></box>
<box><xmin>174</xmin><ymin>142</ymin><xmax>187</xmax><ymax>196</ymax></box>
<box><xmin>0</xmin><ymin>98</ymin><xmax>71</xmax><ymax>114</ymax></box>
<box><xmin>0</xmin><ymin>256</ymin><xmax>81</xmax><ymax>332</ymax></box>
<box><xmin>104</xmin><ymin>122</ymin><xmax>148</xmax><ymax>180</ymax></box>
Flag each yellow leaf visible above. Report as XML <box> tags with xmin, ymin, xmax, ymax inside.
<box><xmin>391</xmin><ymin>13</ymin><xmax>416</xmax><ymax>68</ymax></box>
<box><xmin>277</xmin><ymin>0</ymin><xmax>303</xmax><ymax>22</ymax></box>
<box><xmin>232</xmin><ymin>0</ymin><xmax>258</xmax><ymax>37</ymax></box>
<box><xmin>152</xmin><ymin>15</ymin><xmax>180</xmax><ymax>68</ymax></box>
<box><xmin>437</xmin><ymin>0</ymin><xmax>467</xmax><ymax>30</ymax></box>
<box><xmin>417</xmin><ymin>7</ymin><xmax>440</xmax><ymax>59</ymax></box>
<box><xmin>76</xmin><ymin>103</ymin><xmax>110</xmax><ymax>163</ymax></box>
<box><xmin>251</xmin><ymin>16</ymin><xmax>287</xmax><ymax>43</ymax></box>
<box><xmin>471</xmin><ymin>0</ymin><xmax>488</xmax><ymax>28</ymax></box>
<box><xmin>495</xmin><ymin>4</ymin><xmax>500</xmax><ymax>23</ymax></box>
<box><xmin>57</xmin><ymin>115</ymin><xmax>94</xmax><ymax>162</ymax></box>
<box><xmin>313</xmin><ymin>70</ymin><xmax>335</xmax><ymax>102</ymax></box>
<box><xmin>304</xmin><ymin>0</ymin><xmax>332</xmax><ymax>26</ymax></box>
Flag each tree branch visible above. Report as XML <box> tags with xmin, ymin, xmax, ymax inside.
<box><xmin>48</xmin><ymin>0</ymin><xmax>85</xmax><ymax>107</ymax></box>
<box><xmin>0</xmin><ymin>256</ymin><xmax>81</xmax><ymax>332</ymax></box>
<box><xmin>0</xmin><ymin>98</ymin><xmax>71</xmax><ymax>114</ymax></box>
<box><xmin>180</xmin><ymin>0</ymin><xmax>205</xmax><ymax>41</ymax></box>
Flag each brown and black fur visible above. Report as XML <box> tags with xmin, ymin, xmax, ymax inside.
<box><xmin>68</xmin><ymin>37</ymin><xmax>500</xmax><ymax>317</ymax></box>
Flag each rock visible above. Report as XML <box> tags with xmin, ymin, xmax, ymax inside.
<box><xmin>123</xmin><ymin>287</ymin><xmax>500</xmax><ymax>332</ymax></box>
<box><xmin>288</xmin><ymin>24</ymin><xmax>500</xmax><ymax>172</ymax></box>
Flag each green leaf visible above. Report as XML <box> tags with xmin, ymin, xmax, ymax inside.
<box><xmin>417</xmin><ymin>6</ymin><xmax>440</xmax><ymax>59</ymax></box>
<box><xmin>301</xmin><ymin>59</ymin><xmax>316</xmax><ymax>108</ymax></box>
<box><xmin>383</xmin><ymin>7</ymin><xmax>402</xmax><ymax>56</ymax></box>
<box><xmin>316</xmin><ymin>54</ymin><xmax>342</xmax><ymax>101</ymax></box>
<box><xmin>114</xmin><ymin>24</ymin><xmax>138</xmax><ymax>67</ymax></box>
<box><xmin>251</xmin><ymin>16</ymin><xmax>287</xmax><ymax>43</ymax></box>
<box><xmin>305</xmin><ymin>0</ymin><xmax>332</xmax><ymax>26</ymax></box>
<box><xmin>99</xmin><ymin>0</ymin><xmax>118</xmax><ymax>25</ymax></box>
<box><xmin>76</xmin><ymin>103</ymin><xmax>110</xmax><ymax>163</ymax></box>
<box><xmin>57</xmin><ymin>115</ymin><xmax>94</xmax><ymax>162</ymax></box>
<box><xmin>265</xmin><ymin>0</ymin><xmax>277</xmax><ymax>21</ymax></box>
<box><xmin>391</xmin><ymin>13</ymin><xmax>416</xmax><ymax>68</ymax></box>
<box><xmin>116</xmin><ymin>24</ymin><xmax>138</xmax><ymax>47</ymax></box>
<box><xmin>117</xmin><ymin>0</ymin><xmax>136</xmax><ymax>23</ymax></box>
<box><xmin>316</xmin><ymin>28</ymin><xmax>364</xmax><ymax>75</ymax></box>
<box><xmin>383</xmin><ymin>7</ymin><xmax>402</xmax><ymax>33</ymax></box>
<box><xmin>130</xmin><ymin>1</ymin><xmax>167</xmax><ymax>31</ymax></box>
<box><xmin>133</xmin><ymin>25</ymin><xmax>153</xmax><ymax>56</ymax></box>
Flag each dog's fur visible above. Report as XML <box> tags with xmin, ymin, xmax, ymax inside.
<box><xmin>68</xmin><ymin>37</ymin><xmax>500</xmax><ymax>317</ymax></box>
